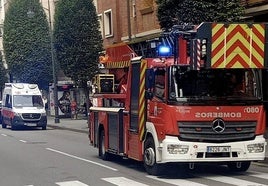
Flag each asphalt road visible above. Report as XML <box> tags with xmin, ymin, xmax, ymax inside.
<box><xmin>0</xmin><ymin>126</ymin><xmax>268</xmax><ymax>186</ymax></box>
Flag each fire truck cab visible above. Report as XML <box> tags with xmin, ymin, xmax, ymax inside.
<box><xmin>89</xmin><ymin>22</ymin><xmax>267</xmax><ymax>175</ymax></box>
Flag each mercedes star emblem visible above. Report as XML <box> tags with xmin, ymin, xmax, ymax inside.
<box><xmin>212</xmin><ymin>119</ymin><xmax>226</xmax><ymax>133</ymax></box>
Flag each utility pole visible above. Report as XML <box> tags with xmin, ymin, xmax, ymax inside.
<box><xmin>47</xmin><ymin>0</ymin><xmax>60</xmax><ymax>123</ymax></box>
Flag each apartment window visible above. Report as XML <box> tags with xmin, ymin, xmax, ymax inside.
<box><xmin>98</xmin><ymin>14</ymin><xmax>104</xmax><ymax>38</ymax></box>
<box><xmin>104</xmin><ymin>9</ymin><xmax>113</xmax><ymax>37</ymax></box>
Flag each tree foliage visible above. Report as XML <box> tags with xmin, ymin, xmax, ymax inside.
<box><xmin>3</xmin><ymin>0</ymin><xmax>52</xmax><ymax>88</ymax></box>
<box><xmin>54</xmin><ymin>0</ymin><xmax>103</xmax><ymax>89</ymax></box>
<box><xmin>3</xmin><ymin>0</ymin><xmax>52</xmax><ymax>90</ymax></box>
<box><xmin>156</xmin><ymin>0</ymin><xmax>245</xmax><ymax>31</ymax></box>
<box><xmin>215</xmin><ymin>0</ymin><xmax>245</xmax><ymax>22</ymax></box>
<box><xmin>0</xmin><ymin>55</ymin><xmax>8</xmax><ymax>91</ymax></box>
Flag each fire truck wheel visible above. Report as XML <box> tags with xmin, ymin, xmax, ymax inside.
<box><xmin>99</xmin><ymin>130</ymin><xmax>109</xmax><ymax>160</ymax></box>
<box><xmin>144</xmin><ymin>137</ymin><xmax>163</xmax><ymax>175</ymax></box>
<box><xmin>227</xmin><ymin>161</ymin><xmax>251</xmax><ymax>172</ymax></box>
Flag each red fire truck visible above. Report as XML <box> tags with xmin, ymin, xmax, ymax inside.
<box><xmin>88</xmin><ymin>22</ymin><xmax>267</xmax><ymax>175</ymax></box>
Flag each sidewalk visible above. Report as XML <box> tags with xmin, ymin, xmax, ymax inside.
<box><xmin>47</xmin><ymin>116</ymin><xmax>88</xmax><ymax>134</ymax></box>
<box><xmin>47</xmin><ymin>116</ymin><xmax>268</xmax><ymax>164</ymax></box>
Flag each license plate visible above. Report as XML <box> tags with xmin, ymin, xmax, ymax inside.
<box><xmin>207</xmin><ymin>146</ymin><xmax>231</xmax><ymax>153</ymax></box>
<box><xmin>25</xmin><ymin>123</ymin><xmax>37</xmax><ymax>127</ymax></box>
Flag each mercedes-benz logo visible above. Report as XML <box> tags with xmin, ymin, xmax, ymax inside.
<box><xmin>212</xmin><ymin>119</ymin><xmax>225</xmax><ymax>133</ymax></box>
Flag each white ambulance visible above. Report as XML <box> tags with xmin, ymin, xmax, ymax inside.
<box><xmin>1</xmin><ymin>83</ymin><xmax>47</xmax><ymax>130</ymax></box>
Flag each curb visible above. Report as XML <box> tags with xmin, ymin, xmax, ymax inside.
<box><xmin>47</xmin><ymin>124</ymin><xmax>88</xmax><ymax>134</ymax></box>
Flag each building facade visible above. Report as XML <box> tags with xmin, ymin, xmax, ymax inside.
<box><xmin>96</xmin><ymin>0</ymin><xmax>161</xmax><ymax>57</ymax></box>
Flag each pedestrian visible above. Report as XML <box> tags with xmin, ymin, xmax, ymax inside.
<box><xmin>71</xmin><ymin>99</ymin><xmax>77</xmax><ymax>119</ymax></box>
<box><xmin>42</xmin><ymin>95</ymin><xmax>48</xmax><ymax>110</ymax></box>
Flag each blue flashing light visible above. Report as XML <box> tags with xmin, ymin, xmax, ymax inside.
<box><xmin>158</xmin><ymin>45</ymin><xmax>172</xmax><ymax>57</ymax></box>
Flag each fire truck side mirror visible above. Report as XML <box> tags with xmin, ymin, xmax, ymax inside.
<box><xmin>145</xmin><ymin>69</ymin><xmax>155</xmax><ymax>100</ymax></box>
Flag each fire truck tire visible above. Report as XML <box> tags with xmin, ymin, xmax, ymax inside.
<box><xmin>144</xmin><ymin>137</ymin><xmax>163</xmax><ymax>175</ymax></box>
<box><xmin>227</xmin><ymin>161</ymin><xmax>251</xmax><ymax>172</ymax></box>
<box><xmin>99</xmin><ymin>130</ymin><xmax>109</xmax><ymax>160</ymax></box>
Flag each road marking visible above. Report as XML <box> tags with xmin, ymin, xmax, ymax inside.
<box><xmin>147</xmin><ymin>175</ymin><xmax>208</xmax><ymax>186</ymax></box>
<box><xmin>204</xmin><ymin>175</ymin><xmax>268</xmax><ymax>186</ymax></box>
<box><xmin>56</xmin><ymin>180</ymin><xmax>88</xmax><ymax>186</ymax></box>
<box><xmin>1</xmin><ymin>134</ymin><xmax>7</xmax><ymax>137</ymax></box>
<box><xmin>19</xmin><ymin>140</ymin><xmax>27</xmax><ymax>143</ymax></box>
<box><xmin>102</xmin><ymin>177</ymin><xmax>149</xmax><ymax>186</ymax></box>
<box><xmin>46</xmin><ymin>148</ymin><xmax>118</xmax><ymax>171</ymax></box>
<box><xmin>248</xmin><ymin>171</ymin><xmax>268</xmax><ymax>180</ymax></box>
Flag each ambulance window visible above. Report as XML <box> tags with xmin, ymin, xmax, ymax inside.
<box><xmin>5</xmin><ymin>94</ymin><xmax>12</xmax><ymax>108</ymax></box>
<box><xmin>33</xmin><ymin>95</ymin><xmax>44</xmax><ymax>107</ymax></box>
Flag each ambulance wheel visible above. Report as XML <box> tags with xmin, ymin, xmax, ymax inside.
<box><xmin>11</xmin><ymin>123</ymin><xmax>16</xmax><ymax>130</ymax></box>
<box><xmin>227</xmin><ymin>161</ymin><xmax>251</xmax><ymax>172</ymax></box>
<box><xmin>99</xmin><ymin>130</ymin><xmax>109</xmax><ymax>160</ymax></box>
<box><xmin>144</xmin><ymin>137</ymin><xmax>163</xmax><ymax>175</ymax></box>
<box><xmin>1</xmin><ymin>118</ymin><xmax>6</xmax><ymax>128</ymax></box>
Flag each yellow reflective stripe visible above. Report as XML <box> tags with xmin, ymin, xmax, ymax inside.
<box><xmin>138</xmin><ymin>59</ymin><xmax>146</xmax><ymax>141</ymax></box>
<box><xmin>105</xmin><ymin>61</ymin><xmax>130</xmax><ymax>68</ymax></box>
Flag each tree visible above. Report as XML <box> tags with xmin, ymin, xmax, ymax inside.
<box><xmin>215</xmin><ymin>0</ymin><xmax>245</xmax><ymax>22</ymax></box>
<box><xmin>54</xmin><ymin>0</ymin><xmax>102</xmax><ymax>106</ymax></box>
<box><xmin>54</xmin><ymin>0</ymin><xmax>102</xmax><ymax>86</ymax></box>
<box><xmin>3</xmin><ymin>0</ymin><xmax>52</xmax><ymax>90</ymax></box>
<box><xmin>0</xmin><ymin>55</ymin><xmax>8</xmax><ymax>92</ymax></box>
<box><xmin>156</xmin><ymin>0</ymin><xmax>245</xmax><ymax>31</ymax></box>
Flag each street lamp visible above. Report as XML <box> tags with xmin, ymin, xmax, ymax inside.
<box><xmin>47</xmin><ymin>0</ymin><xmax>60</xmax><ymax>123</ymax></box>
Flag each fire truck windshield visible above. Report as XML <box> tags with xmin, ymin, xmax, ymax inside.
<box><xmin>168</xmin><ymin>66</ymin><xmax>261</xmax><ymax>104</ymax></box>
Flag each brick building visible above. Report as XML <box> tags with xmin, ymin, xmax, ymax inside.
<box><xmin>96</xmin><ymin>0</ymin><xmax>161</xmax><ymax>57</ymax></box>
